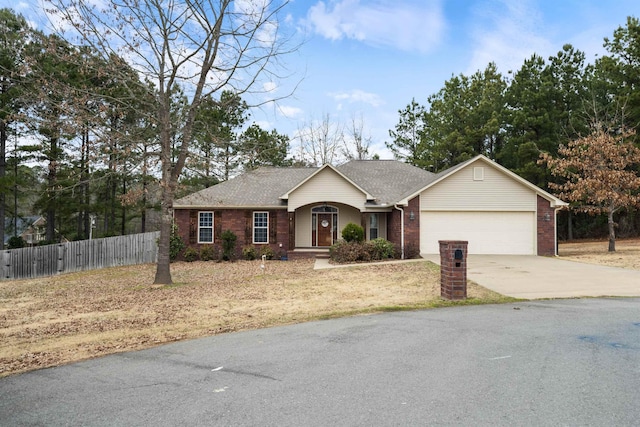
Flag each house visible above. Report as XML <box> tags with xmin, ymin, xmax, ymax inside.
<box><xmin>173</xmin><ymin>155</ymin><xmax>567</xmax><ymax>259</ymax></box>
<box><xmin>3</xmin><ymin>216</ymin><xmax>47</xmax><ymax>247</ymax></box>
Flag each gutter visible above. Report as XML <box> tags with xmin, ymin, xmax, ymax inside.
<box><xmin>394</xmin><ymin>204</ymin><xmax>405</xmax><ymax>259</ymax></box>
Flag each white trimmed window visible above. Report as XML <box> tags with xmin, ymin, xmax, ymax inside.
<box><xmin>198</xmin><ymin>211</ymin><xmax>214</xmax><ymax>243</ymax></box>
<box><xmin>370</xmin><ymin>214</ymin><xmax>379</xmax><ymax>240</ymax></box>
<box><xmin>253</xmin><ymin>212</ymin><xmax>269</xmax><ymax>244</ymax></box>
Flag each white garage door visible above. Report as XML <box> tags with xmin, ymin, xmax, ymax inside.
<box><xmin>420</xmin><ymin>211</ymin><xmax>536</xmax><ymax>255</ymax></box>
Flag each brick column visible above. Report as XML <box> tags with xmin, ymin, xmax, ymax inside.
<box><xmin>439</xmin><ymin>240</ymin><xmax>468</xmax><ymax>300</ymax></box>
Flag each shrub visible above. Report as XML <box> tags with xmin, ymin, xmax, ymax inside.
<box><xmin>341</xmin><ymin>222</ymin><xmax>364</xmax><ymax>243</ymax></box>
<box><xmin>184</xmin><ymin>247</ymin><xmax>199</xmax><ymax>262</ymax></box>
<box><xmin>404</xmin><ymin>243</ymin><xmax>421</xmax><ymax>259</ymax></box>
<box><xmin>330</xmin><ymin>240</ymin><xmax>371</xmax><ymax>263</ymax></box>
<box><xmin>7</xmin><ymin>236</ymin><xmax>26</xmax><ymax>249</ymax></box>
<box><xmin>242</xmin><ymin>245</ymin><xmax>257</xmax><ymax>260</ymax></box>
<box><xmin>221</xmin><ymin>229</ymin><xmax>237</xmax><ymax>261</ymax></box>
<box><xmin>169</xmin><ymin>224</ymin><xmax>185</xmax><ymax>262</ymax></box>
<box><xmin>258</xmin><ymin>245</ymin><xmax>275</xmax><ymax>260</ymax></box>
<box><xmin>368</xmin><ymin>238</ymin><xmax>395</xmax><ymax>260</ymax></box>
<box><xmin>200</xmin><ymin>245</ymin><xmax>217</xmax><ymax>261</ymax></box>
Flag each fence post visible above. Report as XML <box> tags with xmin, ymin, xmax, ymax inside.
<box><xmin>57</xmin><ymin>244</ymin><xmax>65</xmax><ymax>274</ymax></box>
<box><xmin>2</xmin><ymin>250</ymin><xmax>11</xmax><ymax>279</ymax></box>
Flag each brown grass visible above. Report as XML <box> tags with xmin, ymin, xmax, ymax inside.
<box><xmin>0</xmin><ymin>259</ymin><xmax>509</xmax><ymax>377</ymax></box>
<box><xmin>559</xmin><ymin>237</ymin><xmax>640</xmax><ymax>270</ymax></box>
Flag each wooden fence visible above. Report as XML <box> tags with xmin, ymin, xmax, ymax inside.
<box><xmin>1</xmin><ymin>231</ymin><xmax>159</xmax><ymax>281</ymax></box>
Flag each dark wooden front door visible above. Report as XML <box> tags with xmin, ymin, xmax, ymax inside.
<box><xmin>317</xmin><ymin>213</ymin><xmax>333</xmax><ymax>246</ymax></box>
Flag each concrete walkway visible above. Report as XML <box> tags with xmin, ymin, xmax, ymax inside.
<box><xmin>423</xmin><ymin>254</ymin><xmax>640</xmax><ymax>299</ymax></box>
<box><xmin>316</xmin><ymin>255</ymin><xmax>640</xmax><ymax>299</ymax></box>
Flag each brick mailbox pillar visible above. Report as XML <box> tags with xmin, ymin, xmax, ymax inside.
<box><xmin>439</xmin><ymin>240</ymin><xmax>468</xmax><ymax>300</ymax></box>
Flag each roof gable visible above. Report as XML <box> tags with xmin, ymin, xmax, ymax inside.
<box><xmin>280</xmin><ymin>163</ymin><xmax>373</xmax><ymax>200</ymax></box>
<box><xmin>409</xmin><ymin>155</ymin><xmax>567</xmax><ymax>207</ymax></box>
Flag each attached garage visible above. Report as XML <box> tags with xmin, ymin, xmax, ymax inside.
<box><xmin>420</xmin><ymin>211</ymin><xmax>536</xmax><ymax>255</ymax></box>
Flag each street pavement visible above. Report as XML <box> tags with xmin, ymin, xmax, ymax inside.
<box><xmin>2</xmin><ymin>298</ymin><xmax>640</xmax><ymax>426</ymax></box>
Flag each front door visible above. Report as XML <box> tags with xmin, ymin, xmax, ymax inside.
<box><xmin>317</xmin><ymin>213</ymin><xmax>333</xmax><ymax>246</ymax></box>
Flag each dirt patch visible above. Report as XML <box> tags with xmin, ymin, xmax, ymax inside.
<box><xmin>559</xmin><ymin>238</ymin><xmax>640</xmax><ymax>270</ymax></box>
<box><xmin>0</xmin><ymin>259</ymin><xmax>509</xmax><ymax>377</ymax></box>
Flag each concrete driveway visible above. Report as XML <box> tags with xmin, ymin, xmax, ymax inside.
<box><xmin>423</xmin><ymin>254</ymin><xmax>640</xmax><ymax>299</ymax></box>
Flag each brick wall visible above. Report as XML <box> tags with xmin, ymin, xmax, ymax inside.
<box><xmin>385</xmin><ymin>195</ymin><xmax>420</xmax><ymax>259</ymax></box>
<box><xmin>405</xmin><ymin>196</ymin><xmax>420</xmax><ymax>257</ymax></box>
<box><xmin>174</xmin><ymin>208</ymin><xmax>289</xmax><ymax>259</ymax></box>
<box><xmin>537</xmin><ymin>196</ymin><xmax>556</xmax><ymax>256</ymax></box>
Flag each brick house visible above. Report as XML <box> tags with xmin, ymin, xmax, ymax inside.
<box><xmin>173</xmin><ymin>155</ymin><xmax>567</xmax><ymax>259</ymax></box>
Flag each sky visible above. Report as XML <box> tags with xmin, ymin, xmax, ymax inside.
<box><xmin>7</xmin><ymin>0</ymin><xmax>640</xmax><ymax>160</ymax></box>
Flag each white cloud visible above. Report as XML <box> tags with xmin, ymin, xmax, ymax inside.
<box><xmin>466</xmin><ymin>0</ymin><xmax>553</xmax><ymax>74</ymax></box>
<box><xmin>305</xmin><ymin>0</ymin><xmax>445</xmax><ymax>53</ymax></box>
<box><xmin>278</xmin><ymin>105</ymin><xmax>304</xmax><ymax>118</ymax></box>
<box><xmin>329</xmin><ymin>89</ymin><xmax>383</xmax><ymax>107</ymax></box>
<box><xmin>263</xmin><ymin>81</ymin><xmax>278</xmax><ymax>93</ymax></box>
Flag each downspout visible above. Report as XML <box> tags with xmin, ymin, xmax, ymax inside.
<box><xmin>394</xmin><ymin>204</ymin><xmax>405</xmax><ymax>259</ymax></box>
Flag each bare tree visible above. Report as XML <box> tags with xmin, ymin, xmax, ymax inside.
<box><xmin>341</xmin><ymin>113</ymin><xmax>372</xmax><ymax>160</ymax></box>
<box><xmin>46</xmin><ymin>0</ymin><xmax>297</xmax><ymax>283</ymax></box>
<box><xmin>296</xmin><ymin>113</ymin><xmax>343</xmax><ymax>166</ymax></box>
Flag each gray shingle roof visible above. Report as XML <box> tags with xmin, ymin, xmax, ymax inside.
<box><xmin>174</xmin><ymin>167</ymin><xmax>318</xmax><ymax>208</ymax></box>
<box><xmin>337</xmin><ymin>160</ymin><xmax>436</xmax><ymax>205</ymax></box>
<box><xmin>174</xmin><ymin>160</ymin><xmax>437</xmax><ymax>208</ymax></box>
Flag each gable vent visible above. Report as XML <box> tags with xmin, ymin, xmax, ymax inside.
<box><xmin>473</xmin><ymin>167</ymin><xmax>484</xmax><ymax>181</ymax></box>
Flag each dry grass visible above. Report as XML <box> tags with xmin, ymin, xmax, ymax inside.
<box><xmin>0</xmin><ymin>259</ymin><xmax>509</xmax><ymax>377</ymax></box>
<box><xmin>559</xmin><ymin>237</ymin><xmax>640</xmax><ymax>270</ymax></box>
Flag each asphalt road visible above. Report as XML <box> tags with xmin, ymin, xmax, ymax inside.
<box><xmin>2</xmin><ymin>298</ymin><xmax>640</xmax><ymax>426</ymax></box>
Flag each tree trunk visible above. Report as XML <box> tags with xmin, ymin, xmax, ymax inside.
<box><xmin>608</xmin><ymin>210</ymin><xmax>616</xmax><ymax>252</ymax></box>
<box><xmin>0</xmin><ymin>119</ymin><xmax>6</xmax><ymax>249</ymax></box>
<box><xmin>153</xmin><ymin>201</ymin><xmax>173</xmax><ymax>285</ymax></box>
<box><xmin>567</xmin><ymin>209</ymin><xmax>573</xmax><ymax>241</ymax></box>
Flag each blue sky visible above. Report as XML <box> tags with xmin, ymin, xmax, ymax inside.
<box><xmin>8</xmin><ymin>0</ymin><xmax>640</xmax><ymax>160</ymax></box>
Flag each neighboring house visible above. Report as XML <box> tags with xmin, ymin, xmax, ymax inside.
<box><xmin>173</xmin><ymin>155</ymin><xmax>567</xmax><ymax>259</ymax></box>
<box><xmin>3</xmin><ymin>216</ymin><xmax>47</xmax><ymax>247</ymax></box>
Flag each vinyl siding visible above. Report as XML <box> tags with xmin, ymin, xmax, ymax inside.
<box><xmin>288</xmin><ymin>167</ymin><xmax>367</xmax><ymax>211</ymax></box>
<box><xmin>420</xmin><ymin>161</ymin><xmax>536</xmax><ymax>211</ymax></box>
<box><xmin>294</xmin><ymin>204</ymin><xmax>361</xmax><ymax>247</ymax></box>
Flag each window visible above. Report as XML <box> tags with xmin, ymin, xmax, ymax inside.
<box><xmin>198</xmin><ymin>212</ymin><xmax>214</xmax><ymax>243</ymax></box>
<box><xmin>253</xmin><ymin>212</ymin><xmax>269</xmax><ymax>244</ymax></box>
<box><xmin>370</xmin><ymin>214</ymin><xmax>378</xmax><ymax>240</ymax></box>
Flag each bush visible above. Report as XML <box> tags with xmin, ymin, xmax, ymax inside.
<box><xmin>169</xmin><ymin>224</ymin><xmax>185</xmax><ymax>262</ymax></box>
<box><xmin>330</xmin><ymin>240</ymin><xmax>371</xmax><ymax>263</ymax></box>
<box><xmin>369</xmin><ymin>238</ymin><xmax>395</xmax><ymax>260</ymax></box>
<box><xmin>330</xmin><ymin>238</ymin><xmax>397</xmax><ymax>263</ymax></box>
<box><xmin>404</xmin><ymin>243</ymin><xmax>421</xmax><ymax>259</ymax></box>
<box><xmin>7</xmin><ymin>236</ymin><xmax>26</xmax><ymax>249</ymax></box>
<box><xmin>184</xmin><ymin>247</ymin><xmax>199</xmax><ymax>262</ymax></box>
<box><xmin>258</xmin><ymin>245</ymin><xmax>275</xmax><ymax>260</ymax></box>
<box><xmin>341</xmin><ymin>222</ymin><xmax>364</xmax><ymax>243</ymax></box>
<box><xmin>221</xmin><ymin>229</ymin><xmax>237</xmax><ymax>261</ymax></box>
<box><xmin>200</xmin><ymin>246</ymin><xmax>217</xmax><ymax>261</ymax></box>
<box><xmin>242</xmin><ymin>245</ymin><xmax>257</xmax><ymax>260</ymax></box>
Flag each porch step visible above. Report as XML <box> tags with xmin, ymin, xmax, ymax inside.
<box><xmin>288</xmin><ymin>248</ymin><xmax>330</xmax><ymax>260</ymax></box>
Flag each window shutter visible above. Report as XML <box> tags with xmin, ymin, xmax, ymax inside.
<box><xmin>214</xmin><ymin>211</ymin><xmax>222</xmax><ymax>243</ymax></box>
<box><xmin>245</xmin><ymin>211</ymin><xmax>252</xmax><ymax>243</ymax></box>
<box><xmin>189</xmin><ymin>211</ymin><xmax>197</xmax><ymax>244</ymax></box>
<box><xmin>270</xmin><ymin>211</ymin><xmax>277</xmax><ymax>243</ymax></box>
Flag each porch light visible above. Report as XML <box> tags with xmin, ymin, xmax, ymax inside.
<box><xmin>544</xmin><ymin>212</ymin><xmax>551</xmax><ymax>222</ymax></box>
<box><xmin>409</xmin><ymin>211</ymin><xmax>415</xmax><ymax>221</ymax></box>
